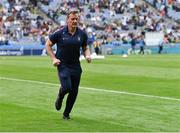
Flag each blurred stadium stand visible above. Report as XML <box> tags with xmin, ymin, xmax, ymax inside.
<box><xmin>0</xmin><ymin>0</ymin><xmax>180</xmax><ymax>55</ymax></box>
<box><xmin>144</xmin><ymin>0</ymin><xmax>180</xmax><ymax>22</ymax></box>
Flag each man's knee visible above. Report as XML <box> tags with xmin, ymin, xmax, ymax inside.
<box><xmin>62</xmin><ymin>85</ymin><xmax>72</xmax><ymax>92</ymax></box>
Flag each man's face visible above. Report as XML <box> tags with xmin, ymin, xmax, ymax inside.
<box><xmin>67</xmin><ymin>13</ymin><xmax>79</xmax><ymax>28</ymax></box>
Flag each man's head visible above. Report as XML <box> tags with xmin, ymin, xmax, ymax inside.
<box><xmin>67</xmin><ymin>8</ymin><xmax>79</xmax><ymax>29</ymax></box>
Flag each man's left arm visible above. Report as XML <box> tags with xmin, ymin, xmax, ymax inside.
<box><xmin>82</xmin><ymin>45</ymin><xmax>91</xmax><ymax>63</ymax></box>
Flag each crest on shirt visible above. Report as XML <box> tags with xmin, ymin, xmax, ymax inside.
<box><xmin>78</xmin><ymin>36</ymin><xmax>81</xmax><ymax>42</ymax></box>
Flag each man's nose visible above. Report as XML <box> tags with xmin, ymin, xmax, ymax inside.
<box><xmin>74</xmin><ymin>19</ymin><xmax>78</xmax><ymax>22</ymax></box>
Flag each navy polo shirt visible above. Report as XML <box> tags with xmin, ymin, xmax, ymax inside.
<box><xmin>49</xmin><ymin>26</ymin><xmax>88</xmax><ymax>65</ymax></box>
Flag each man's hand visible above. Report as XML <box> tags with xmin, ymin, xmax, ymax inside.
<box><xmin>85</xmin><ymin>56</ymin><xmax>91</xmax><ymax>63</ymax></box>
<box><xmin>53</xmin><ymin>58</ymin><xmax>61</xmax><ymax>66</ymax></box>
<box><xmin>82</xmin><ymin>46</ymin><xmax>91</xmax><ymax>63</ymax></box>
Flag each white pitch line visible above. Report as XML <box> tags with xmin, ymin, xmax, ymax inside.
<box><xmin>1</xmin><ymin>76</ymin><xmax>180</xmax><ymax>102</ymax></box>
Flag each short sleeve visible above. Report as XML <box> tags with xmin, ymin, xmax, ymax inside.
<box><xmin>49</xmin><ymin>30</ymin><xmax>60</xmax><ymax>44</ymax></box>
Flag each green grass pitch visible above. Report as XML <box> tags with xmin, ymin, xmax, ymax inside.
<box><xmin>0</xmin><ymin>55</ymin><xmax>180</xmax><ymax>132</ymax></box>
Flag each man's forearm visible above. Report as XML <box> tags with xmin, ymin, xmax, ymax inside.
<box><xmin>83</xmin><ymin>47</ymin><xmax>91</xmax><ymax>63</ymax></box>
<box><xmin>45</xmin><ymin>39</ymin><xmax>56</xmax><ymax>60</ymax></box>
<box><xmin>46</xmin><ymin>45</ymin><xmax>56</xmax><ymax>60</ymax></box>
<box><xmin>46</xmin><ymin>39</ymin><xmax>60</xmax><ymax>66</ymax></box>
<box><xmin>84</xmin><ymin>48</ymin><xmax>91</xmax><ymax>58</ymax></box>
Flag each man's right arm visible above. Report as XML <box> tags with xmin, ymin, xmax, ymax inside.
<box><xmin>45</xmin><ymin>38</ymin><xmax>60</xmax><ymax>66</ymax></box>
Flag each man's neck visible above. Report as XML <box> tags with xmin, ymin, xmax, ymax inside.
<box><xmin>68</xmin><ymin>26</ymin><xmax>77</xmax><ymax>35</ymax></box>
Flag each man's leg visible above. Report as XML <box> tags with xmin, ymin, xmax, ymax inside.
<box><xmin>55</xmin><ymin>86</ymin><xmax>68</xmax><ymax>111</ymax></box>
<box><xmin>63</xmin><ymin>73</ymin><xmax>81</xmax><ymax>119</ymax></box>
<box><xmin>56</xmin><ymin>67</ymin><xmax>71</xmax><ymax>111</ymax></box>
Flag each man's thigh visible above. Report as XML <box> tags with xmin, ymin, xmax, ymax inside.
<box><xmin>71</xmin><ymin>73</ymin><xmax>81</xmax><ymax>90</ymax></box>
<box><xmin>58</xmin><ymin>67</ymin><xmax>72</xmax><ymax>91</ymax></box>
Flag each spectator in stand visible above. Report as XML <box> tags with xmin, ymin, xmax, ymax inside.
<box><xmin>129</xmin><ymin>33</ymin><xmax>137</xmax><ymax>54</ymax></box>
<box><xmin>158</xmin><ymin>34</ymin><xmax>169</xmax><ymax>54</ymax></box>
<box><xmin>138</xmin><ymin>31</ymin><xmax>146</xmax><ymax>54</ymax></box>
<box><xmin>87</xmin><ymin>29</ymin><xmax>96</xmax><ymax>53</ymax></box>
<box><xmin>94</xmin><ymin>40</ymin><xmax>101</xmax><ymax>55</ymax></box>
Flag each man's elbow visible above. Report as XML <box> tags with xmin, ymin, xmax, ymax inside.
<box><xmin>45</xmin><ymin>39</ymin><xmax>53</xmax><ymax>48</ymax></box>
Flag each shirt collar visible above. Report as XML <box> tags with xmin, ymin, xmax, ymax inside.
<box><xmin>64</xmin><ymin>25</ymin><xmax>79</xmax><ymax>34</ymax></box>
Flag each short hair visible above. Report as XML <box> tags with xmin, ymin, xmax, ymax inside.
<box><xmin>67</xmin><ymin>8</ymin><xmax>79</xmax><ymax>18</ymax></box>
